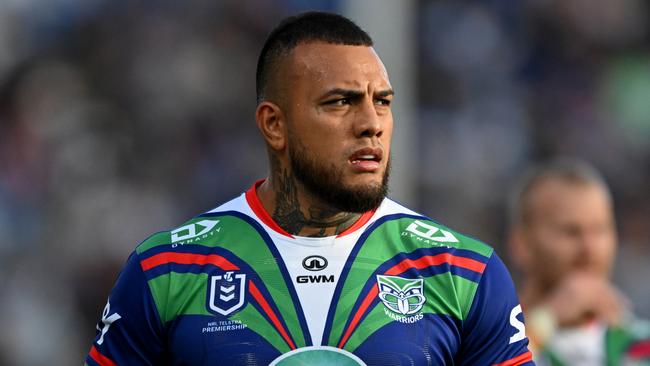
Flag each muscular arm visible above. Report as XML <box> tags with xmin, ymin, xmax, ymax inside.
<box><xmin>458</xmin><ymin>253</ymin><xmax>535</xmax><ymax>365</ymax></box>
<box><xmin>85</xmin><ymin>252</ymin><xmax>166</xmax><ymax>365</ymax></box>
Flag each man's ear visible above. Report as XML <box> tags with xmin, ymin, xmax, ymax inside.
<box><xmin>256</xmin><ymin>101</ymin><xmax>286</xmax><ymax>151</ymax></box>
<box><xmin>508</xmin><ymin>225</ymin><xmax>530</xmax><ymax>271</ymax></box>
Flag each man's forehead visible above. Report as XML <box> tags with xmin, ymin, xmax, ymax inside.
<box><xmin>533</xmin><ymin>179</ymin><xmax>606</xmax><ymax>201</ymax></box>
<box><xmin>528</xmin><ymin>180</ymin><xmax>612</xmax><ymax>219</ymax></box>
<box><xmin>288</xmin><ymin>42</ymin><xmax>390</xmax><ymax>83</ymax></box>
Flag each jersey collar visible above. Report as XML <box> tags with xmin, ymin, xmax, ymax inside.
<box><xmin>245</xmin><ymin>179</ymin><xmax>376</xmax><ymax>239</ymax></box>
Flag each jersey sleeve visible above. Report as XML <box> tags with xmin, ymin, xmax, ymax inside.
<box><xmin>84</xmin><ymin>252</ymin><xmax>166</xmax><ymax>366</ymax></box>
<box><xmin>458</xmin><ymin>252</ymin><xmax>535</xmax><ymax>366</ymax></box>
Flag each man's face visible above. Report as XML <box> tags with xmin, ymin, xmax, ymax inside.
<box><xmin>281</xmin><ymin>42</ymin><xmax>393</xmax><ymax>212</ymax></box>
<box><xmin>519</xmin><ymin>180</ymin><xmax>617</xmax><ymax>290</ymax></box>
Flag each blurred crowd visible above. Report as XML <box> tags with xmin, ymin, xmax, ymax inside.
<box><xmin>0</xmin><ymin>0</ymin><xmax>648</xmax><ymax>364</ymax></box>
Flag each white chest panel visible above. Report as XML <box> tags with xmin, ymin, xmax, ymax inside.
<box><xmin>271</xmin><ymin>232</ymin><xmax>361</xmax><ymax>346</ymax></box>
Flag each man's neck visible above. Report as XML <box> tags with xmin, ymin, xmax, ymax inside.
<box><xmin>257</xmin><ymin>171</ymin><xmax>361</xmax><ymax>237</ymax></box>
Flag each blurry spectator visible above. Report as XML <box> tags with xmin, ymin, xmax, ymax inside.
<box><xmin>507</xmin><ymin>158</ymin><xmax>650</xmax><ymax>365</ymax></box>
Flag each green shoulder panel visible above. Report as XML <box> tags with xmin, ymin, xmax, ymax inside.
<box><xmin>136</xmin><ymin>231</ymin><xmax>173</xmax><ymax>254</ymax></box>
<box><xmin>398</xmin><ymin>216</ymin><xmax>493</xmax><ymax>257</ymax></box>
<box><xmin>135</xmin><ymin>216</ymin><xmax>222</xmax><ymax>254</ymax></box>
<box><xmin>327</xmin><ymin>215</ymin><xmax>493</xmax><ymax>351</ymax></box>
<box><xmin>135</xmin><ymin>214</ymin><xmax>307</xmax><ymax>352</ymax></box>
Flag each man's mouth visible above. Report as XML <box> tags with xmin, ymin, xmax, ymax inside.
<box><xmin>349</xmin><ymin>147</ymin><xmax>383</xmax><ymax>171</ymax></box>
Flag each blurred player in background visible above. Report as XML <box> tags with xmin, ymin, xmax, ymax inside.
<box><xmin>508</xmin><ymin>158</ymin><xmax>650</xmax><ymax>365</ymax></box>
<box><xmin>84</xmin><ymin>11</ymin><xmax>533</xmax><ymax>366</ymax></box>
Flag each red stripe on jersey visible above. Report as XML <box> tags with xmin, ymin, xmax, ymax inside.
<box><xmin>628</xmin><ymin>340</ymin><xmax>650</xmax><ymax>359</ymax></box>
<box><xmin>246</xmin><ymin>180</ymin><xmax>294</xmax><ymax>238</ymax></box>
<box><xmin>338</xmin><ymin>285</ymin><xmax>379</xmax><ymax>349</ymax></box>
<box><xmin>337</xmin><ymin>253</ymin><xmax>486</xmax><ymax>348</ymax></box>
<box><xmin>492</xmin><ymin>351</ymin><xmax>533</xmax><ymax>366</ymax></box>
<box><xmin>88</xmin><ymin>345</ymin><xmax>117</xmax><ymax>366</ymax></box>
<box><xmin>140</xmin><ymin>252</ymin><xmax>239</xmax><ymax>271</ymax></box>
<box><xmin>385</xmin><ymin>253</ymin><xmax>486</xmax><ymax>276</ymax></box>
<box><xmin>245</xmin><ymin>179</ymin><xmax>376</xmax><ymax>238</ymax></box>
<box><xmin>336</xmin><ymin>209</ymin><xmax>375</xmax><ymax>237</ymax></box>
<box><xmin>248</xmin><ymin>280</ymin><xmax>297</xmax><ymax>350</ymax></box>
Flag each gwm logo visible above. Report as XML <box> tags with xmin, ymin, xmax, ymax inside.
<box><xmin>207</xmin><ymin>271</ymin><xmax>247</xmax><ymax>316</ymax></box>
<box><xmin>302</xmin><ymin>255</ymin><xmax>328</xmax><ymax>271</ymax></box>
<box><xmin>296</xmin><ymin>275</ymin><xmax>334</xmax><ymax>284</ymax></box>
<box><xmin>377</xmin><ymin>275</ymin><xmax>426</xmax><ymax>323</ymax></box>
<box><xmin>297</xmin><ymin>255</ymin><xmax>333</xmax><ymax>284</ymax></box>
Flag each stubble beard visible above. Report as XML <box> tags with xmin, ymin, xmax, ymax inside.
<box><xmin>289</xmin><ymin>139</ymin><xmax>390</xmax><ymax>214</ymax></box>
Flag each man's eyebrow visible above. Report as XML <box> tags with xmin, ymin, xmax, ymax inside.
<box><xmin>376</xmin><ymin>89</ymin><xmax>394</xmax><ymax>98</ymax></box>
<box><xmin>320</xmin><ymin>88</ymin><xmax>395</xmax><ymax>99</ymax></box>
<box><xmin>320</xmin><ymin>88</ymin><xmax>364</xmax><ymax>99</ymax></box>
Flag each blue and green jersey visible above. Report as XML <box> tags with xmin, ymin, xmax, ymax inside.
<box><xmin>85</xmin><ymin>182</ymin><xmax>534</xmax><ymax>365</ymax></box>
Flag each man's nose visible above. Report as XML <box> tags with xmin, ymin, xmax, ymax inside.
<box><xmin>353</xmin><ymin>97</ymin><xmax>383</xmax><ymax>139</ymax></box>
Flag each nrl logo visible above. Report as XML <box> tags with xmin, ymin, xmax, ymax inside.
<box><xmin>377</xmin><ymin>275</ymin><xmax>426</xmax><ymax>317</ymax></box>
<box><xmin>207</xmin><ymin>271</ymin><xmax>247</xmax><ymax>316</ymax></box>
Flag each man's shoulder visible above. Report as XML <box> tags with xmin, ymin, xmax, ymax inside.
<box><xmin>134</xmin><ymin>193</ymin><xmax>248</xmax><ymax>255</ymax></box>
<box><xmin>377</xmin><ymin>198</ymin><xmax>494</xmax><ymax>259</ymax></box>
<box><xmin>620</xmin><ymin>318</ymin><xmax>650</xmax><ymax>361</ymax></box>
<box><xmin>367</xmin><ymin>199</ymin><xmax>499</xmax><ymax>323</ymax></box>
<box><xmin>616</xmin><ymin>317</ymin><xmax>650</xmax><ymax>339</ymax></box>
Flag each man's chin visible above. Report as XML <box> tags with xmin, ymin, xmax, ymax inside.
<box><xmin>344</xmin><ymin>178</ymin><xmax>380</xmax><ymax>190</ymax></box>
<box><xmin>328</xmin><ymin>182</ymin><xmax>387</xmax><ymax>213</ymax></box>
<box><xmin>344</xmin><ymin>174</ymin><xmax>385</xmax><ymax>191</ymax></box>
<box><xmin>288</xmin><ymin>141</ymin><xmax>390</xmax><ymax>213</ymax></box>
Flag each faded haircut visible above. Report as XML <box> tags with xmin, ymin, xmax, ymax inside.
<box><xmin>256</xmin><ymin>11</ymin><xmax>373</xmax><ymax>104</ymax></box>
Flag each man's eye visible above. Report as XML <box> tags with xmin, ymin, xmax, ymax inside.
<box><xmin>330</xmin><ymin>98</ymin><xmax>349</xmax><ymax>105</ymax></box>
<box><xmin>375</xmin><ymin>98</ymin><xmax>391</xmax><ymax>106</ymax></box>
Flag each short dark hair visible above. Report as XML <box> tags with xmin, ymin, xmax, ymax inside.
<box><xmin>256</xmin><ymin>11</ymin><xmax>373</xmax><ymax>104</ymax></box>
<box><xmin>508</xmin><ymin>157</ymin><xmax>611</xmax><ymax>225</ymax></box>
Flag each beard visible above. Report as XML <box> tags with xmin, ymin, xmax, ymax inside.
<box><xmin>288</xmin><ymin>138</ymin><xmax>390</xmax><ymax>213</ymax></box>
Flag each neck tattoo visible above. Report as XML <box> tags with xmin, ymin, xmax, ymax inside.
<box><xmin>271</xmin><ymin>170</ymin><xmax>360</xmax><ymax>237</ymax></box>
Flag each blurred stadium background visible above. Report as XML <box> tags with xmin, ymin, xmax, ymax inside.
<box><xmin>0</xmin><ymin>0</ymin><xmax>648</xmax><ymax>363</ymax></box>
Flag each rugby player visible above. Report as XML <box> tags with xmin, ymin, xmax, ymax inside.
<box><xmin>85</xmin><ymin>11</ymin><xmax>533</xmax><ymax>365</ymax></box>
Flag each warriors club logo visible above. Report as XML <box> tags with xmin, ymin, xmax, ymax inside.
<box><xmin>207</xmin><ymin>271</ymin><xmax>247</xmax><ymax>316</ymax></box>
<box><xmin>376</xmin><ymin>275</ymin><xmax>426</xmax><ymax>317</ymax></box>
